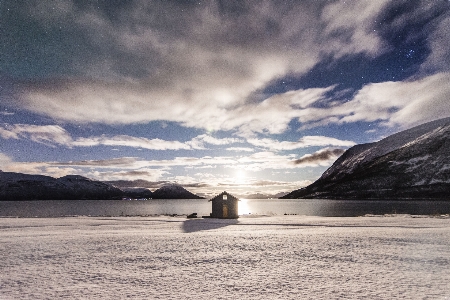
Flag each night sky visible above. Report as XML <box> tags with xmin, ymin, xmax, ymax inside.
<box><xmin>1</xmin><ymin>0</ymin><xmax>449</xmax><ymax>198</ymax></box>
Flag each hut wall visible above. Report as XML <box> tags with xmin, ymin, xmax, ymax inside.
<box><xmin>210</xmin><ymin>193</ymin><xmax>239</xmax><ymax>219</ymax></box>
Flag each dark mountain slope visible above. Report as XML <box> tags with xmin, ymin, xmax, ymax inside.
<box><xmin>282</xmin><ymin>117</ymin><xmax>450</xmax><ymax>200</ymax></box>
<box><xmin>0</xmin><ymin>173</ymin><xmax>123</xmax><ymax>200</ymax></box>
<box><xmin>152</xmin><ymin>184</ymin><xmax>203</xmax><ymax>199</ymax></box>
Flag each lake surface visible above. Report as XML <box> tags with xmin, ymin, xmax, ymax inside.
<box><xmin>1</xmin><ymin>199</ymin><xmax>449</xmax><ymax>217</ymax></box>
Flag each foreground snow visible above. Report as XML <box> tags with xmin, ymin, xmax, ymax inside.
<box><xmin>1</xmin><ymin>215</ymin><xmax>449</xmax><ymax>299</ymax></box>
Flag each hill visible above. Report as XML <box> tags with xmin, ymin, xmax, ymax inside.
<box><xmin>282</xmin><ymin>117</ymin><xmax>450</xmax><ymax>200</ymax></box>
<box><xmin>0</xmin><ymin>173</ymin><xmax>123</xmax><ymax>200</ymax></box>
<box><xmin>151</xmin><ymin>184</ymin><xmax>203</xmax><ymax>199</ymax></box>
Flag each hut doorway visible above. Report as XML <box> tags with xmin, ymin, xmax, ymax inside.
<box><xmin>223</xmin><ymin>205</ymin><xmax>228</xmax><ymax>218</ymax></box>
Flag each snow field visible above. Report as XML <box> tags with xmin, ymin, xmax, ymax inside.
<box><xmin>0</xmin><ymin>215</ymin><xmax>449</xmax><ymax>299</ymax></box>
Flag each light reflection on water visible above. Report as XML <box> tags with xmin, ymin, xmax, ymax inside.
<box><xmin>0</xmin><ymin>198</ymin><xmax>449</xmax><ymax>217</ymax></box>
<box><xmin>238</xmin><ymin>198</ymin><xmax>251</xmax><ymax>215</ymax></box>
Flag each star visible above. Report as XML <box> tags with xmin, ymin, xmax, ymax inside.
<box><xmin>406</xmin><ymin>49</ymin><xmax>415</xmax><ymax>59</ymax></box>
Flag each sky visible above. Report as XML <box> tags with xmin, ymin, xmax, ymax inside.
<box><xmin>0</xmin><ymin>0</ymin><xmax>449</xmax><ymax>198</ymax></box>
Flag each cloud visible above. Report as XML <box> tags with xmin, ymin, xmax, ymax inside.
<box><xmin>0</xmin><ymin>124</ymin><xmax>191</xmax><ymax>150</ymax></box>
<box><xmin>0</xmin><ymin>127</ymin><xmax>19</xmax><ymax>140</ymax></box>
<box><xmin>293</xmin><ymin>148</ymin><xmax>345</xmax><ymax>166</ymax></box>
<box><xmin>186</xmin><ymin>134</ymin><xmax>243</xmax><ymax>150</ymax></box>
<box><xmin>5</xmin><ymin>0</ymin><xmax>394</xmax><ymax>131</ymax></box>
<box><xmin>51</xmin><ymin>156</ymin><xmax>237</xmax><ymax>169</ymax></box>
<box><xmin>72</xmin><ymin>135</ymin><xmax>191</xmax><ymax>150</ymax></box>
<box><xmin>0</xmin><ymin>150</ymin><xmax>324</xmax><ymax>195</ymax></box>
<box><xmin>52</xmin><ymin>157</ymin><xmax>140</xmax><ymax>167</ymax></box>
<box><xmin>105</xmin><ymin>180</ymin><xmax>172</xmax><ymax>189</ymax></box>
<box><xmin>0</xmin><ymin>160</ymin><xmax>81</xmax><ymax>179</ymax></box>
<box><xmin>320</xmin><ymin>0</ymin><xmax>388</xmax><ymax>57</ymax></box>
<box><xmin>0</xmin><ymin>124</ymin><xmax>244</xmax><ymax>150</ymax></box>
<box><xmin>88</xmin><ymin>168</ymin><xmax>168</xmax><ymax>182</ymax></box>
<box><xmin>297</xmin><ymin>72</ymin><xmax>450</xmax><ymax>130</ymax></box>
<box><xmin>248</xmin><ymin>179</ymin><xmax>309</xmax><ymax>187</ymax></box>
<box><xmin>0</xmin><ymin>111</ymin><xmax>14</xmax><ymax>116</ymax></box>
<box><xmin>5</xmin><ymin>71</ymin><xmax>449</xmax><ymax>155</ymax></box>
<box><xmin>0</xmin><ymin>153</ymin><xmax>13</xmax><ymax>166</ymax></box>
<box><xmin>420</xmin><ymin>12</ymin><xmax>450</xmax><ymax>74</ymax></box>
<box><xmin>0</xmin><ymin>124</ymin><xmax>72</xmax><ymax>146</ymax></box>
<box><xmin>226</xmin><ymin>147</ymin><xmax>255</xmax><ymax>152</ymax></box>
<box><xmin>247</xmin><ymin>136</ymin><xmax>355</xmax><ymax>151</ymax></box>
<box><xmin>24</xmin><ymin>148</ymin><xmax>339</xmax><ymax>175</ymax></box>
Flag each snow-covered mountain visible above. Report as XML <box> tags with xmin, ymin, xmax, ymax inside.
<box><xmin>151</xmin><ymin>184</ymin><xmax>203</xmax><ymax>199</ymax></box>
<box><xmin>0</xmin><ymin>173</ymin><xmax>123</xmax><ymax>200</ymax></box>
<box><xmin>282</xmin><ymin>117</ymin><xmax>450</xmax><ymax>199</ymax></box>
<box><xmin>107</xmin><ymin>180</ymin><xmax>203</xmax><ymax>199</ymax></box>
<box><xmin>0</xmin><ymin>173</ymin><xmax>203</xmax><ymax>200</ymax></box>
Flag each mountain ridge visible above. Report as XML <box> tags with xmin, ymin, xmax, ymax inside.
<box><xmin>282</xmin><ymin>117</ymin><xmax>450</xmax><ymax>200</ymax></box>
<box><xmin>0</xmin><ymin>172</ymin><xmax>203</xmax><ymax>200</ymax></box>
<box><xmin>0</xmin><ymin>172</ymin><xmax>123</xmax><ymax>200</ymax></box>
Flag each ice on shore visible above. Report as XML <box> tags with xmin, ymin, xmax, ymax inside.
<box><xmin>1</xmin><ymin>215</ymin><xmax>449</xmax><ymax>299</ymax></box>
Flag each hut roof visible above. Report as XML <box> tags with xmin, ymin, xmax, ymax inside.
<box><xmin>209</xmin><ymin>191</ymin><xmax>239</xmax><ymax>202</ymax></box>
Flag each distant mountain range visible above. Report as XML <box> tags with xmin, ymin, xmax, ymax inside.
<box><xmin>283</xmin><ymin>117</ymin><xmax>450</xmax><ymax>200</ymax></box>
<box><xmin>242</xmin><ymin>192</ymin><xmax>289</xmax><ymax>199</ymax></box>
<box><xmin>0</xmin><ymin>173</ymin><xmax>123</xmax><ymax>200</ymax></box>
<box><xmin>150</xmin><ymin>184</ymin><xmax>202</xmax><ymax>199</ymax></box>
<box><xmin>0</xmin><ymin>172</ymin><xmax>202</xmax><ymax>200</ymax></box>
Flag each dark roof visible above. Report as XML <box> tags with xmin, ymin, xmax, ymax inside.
<box><xmin>208</xmin><ymin>191</ymin><xmax>239</xmax><ymax>202</ymax></box>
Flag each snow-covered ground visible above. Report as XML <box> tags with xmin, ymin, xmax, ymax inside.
<box><xmin>1</xmin><ymin>215</ymin><xmax>449</xmax><ymax>299</ymax></box>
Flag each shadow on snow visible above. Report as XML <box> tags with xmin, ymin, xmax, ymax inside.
<box><xmin>182</xmin><ymin>218</ymin><xmax>239</xmax><ymax>233</ymax></box>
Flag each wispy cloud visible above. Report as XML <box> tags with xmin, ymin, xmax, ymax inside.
<box><xmin>87</xmin><ymin>168</ymin><xmax>169</xmax><ymax>182</ymax></box>
<box><xmin>52</xmin><ymin>157</ymin><xmax>139</xmax><ymax>167</ymax></box>
<box><xmin>0</xmin><ymin>150</ymin><xmax>330</xmax><ymax>195</ymax></box>
<box><xmin>293</xmin><ymin>148</ymin><xmax>346</xmax><ymax>166</ymax></box>
<box><xmin>226</xmin><ymin>147</ymin><xmax>255</xmax><ymax>152</ymax></box>
<box><xmin>0</xmin><ymin>127</ymin><xmax>19</xmax><ymax>140</ymax></box>
<box><xmin>421</xmin><ymin>14</ymin><xmax>450</xmax><ymax>74</ymax></box>
<box><xmin>2</xmin><ymin>146</ymin><xmax>342</xmax><ymax>180</ymax></box>
<box><xmin>0</xmin><ymin>124</ymin><xmax>245</xmax><ymax>150</ymax></box>
<box><xmin>0</xmin><ymin>124</ymin><xmax>72</xmax><ymax>146</ymax></box>
<box><xmin>298</xmin><ymin>72</ymin><xmax>450</xmax><ymax>130</ymax></box>
<box><xmin>0</xmin><ymin>152</ymin><xmax>13</xmax><ymax>165</ymax></box>
<box><xmin>247</xmin><ymin>136</ymin><xmax>355</xmax><ymax>151</ymax></box>
<box><xmin>72</xmin><ymin>135</ymin><xmax>191</xmax><ymax>150</ymax></box>
<box><xmin>186</xmin><ymin>134</ymin><xmax>243</xmax><ymax>150</ymax></box>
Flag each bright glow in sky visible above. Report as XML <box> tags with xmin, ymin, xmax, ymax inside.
<box><xmin>0</xmin><ymin>1</ymin><xmax>449</xmax><ymax>198</ymax></box>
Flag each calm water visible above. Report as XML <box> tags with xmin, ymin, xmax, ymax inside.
<box><xmin>0</xmin><ymin>199</ymin><xmax>449</xmax><ymax>217</ymax></box>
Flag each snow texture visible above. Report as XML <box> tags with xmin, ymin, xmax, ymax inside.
<box><xmin>1</xmin><ymin>215</ymin><xmax>449</xmax><ymax>299</ymax></box>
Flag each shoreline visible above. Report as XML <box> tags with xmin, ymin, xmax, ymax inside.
<box><xmin>1</xmin><ymin>212</ymin><xmax>449</xmax><ymax>219</ymax></box>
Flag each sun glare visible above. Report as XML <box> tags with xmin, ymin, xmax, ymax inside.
<box><xmin>235</xmin><ymin>169</ymin><xmax>246</xmax><ymax>184</ymax></box>
<box><xmin>238</xmin><ymin>198</ymin><xmax>251</xmax><ymax>215</ymax></box>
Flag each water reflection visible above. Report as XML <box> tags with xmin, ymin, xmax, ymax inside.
<box><xmin>238</xmin><ymin>198</ymin><xmax>251</xmax><ymax>215</ymax></box>
<box><xmin>0</xmin><ymin>199</ymin><xmax>449</xmax><ymax>218</ymax></box>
